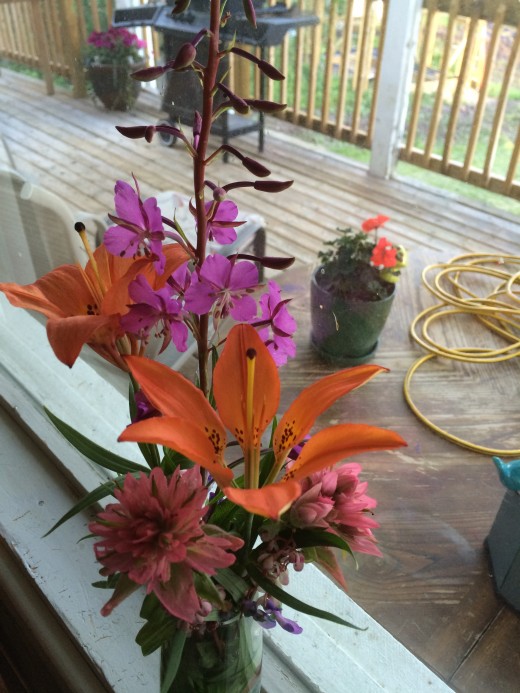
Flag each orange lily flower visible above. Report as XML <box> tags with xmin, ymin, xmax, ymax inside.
<box><xmin>119</xmin><ymin>324</ymin><xmax>406</xmax><ymax>519</ymax></box>
<box><xmin>0</xmin><ymin>243</ymin><xmax>187</xmax><ymax>369</ymax></box>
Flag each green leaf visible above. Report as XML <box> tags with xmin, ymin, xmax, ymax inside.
<box><xmin>214</xmin><ymin>568</ymin><xmax>250</xmax><ymax>603</ymax></box>
<box><xmin>136</xmin><ymin>613</ymin><xmax>179</xmax><ymax>656</ymax></box>
<box><xmin>292</xmin><ymin>528</ymin><xmax>355</xmax><ymax>557</ymax></box>
<box><xmin>247</xmin><ymin>563</ymin><xmax>364</xmax><ymax>630</ymax></box>
<box><xmin>194</xmin><ymin>573</ymin><xmax>226</xmax><ymax>610</ymax></box>
<box><xmin>44</xmin><ymin>408</ymin><xmax>148</xmax><ymax>475</ymax></box>
<box><xmin>43</xmin><ymin>477</ymin><xmax>125</xmax><ymax>536</ymax></box>
<box><xmin>160</xmin><ymin>630</ymin><xmax>187</xmax><ymax>693</ymax></box>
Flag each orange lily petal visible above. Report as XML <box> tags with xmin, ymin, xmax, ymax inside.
<box><xmin>214</xmin><ymin>324</ymin><xmax>280</xmax><ymax>451</ymax></box>
<box><xmin>283</xmin><ymin>423</ymin><xmax>406</xmax><ymax>482</ymax></box>
<box><xmin>0</xmin><ymin>264</ymin><xmax>92</xmax><ymax>320</ymax></box>
<box><xmin>119</xmin><ymin>417</ymin><xmax>233</xmax><ymax>487</ymax></box>
<box><xmin>125</xmin><ymin>356</ymin><xmax>225</xmax><ymax>438</ymax></box>
<box><xmin>223</xmin><ymin>480</ymin><xmax>301</xmax><ymax>520</ymax></box>
<box><xmin>274</xmin><ymin>365</ymin><xmax>388</xmax><ymax>463</ymax></box>
<box><xmin>47</xmin><ymin>314</ymin><xmax>119</xmax><ymax>367</ymax></box>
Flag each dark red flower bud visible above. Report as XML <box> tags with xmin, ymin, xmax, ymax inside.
<box><xmin>245</xmin><ymin>99</ymin><xmax>287</xmax><ymax>113</ymax></box>
<box><xmin>241</xmin><ymin>157</ymin><xmax>270</xmax><ymax>178</ymax></box>
<box><xmin>131</xmin><ymin>65</ymin><xmax>167</xmax><ymax>82</ymax></box>
<box><xmin>171</xmin><ymin>0</ymin><xmax>190</xmax><ymax>13</ymax></box>
<box><xmin>116</xmin><ymin>125</ymin><xmax>156</xmax><ymax>142</ymax></box>
<box><xmin>172</xmin><ymin>43</ymin><xmax>197</xmax><ymax>70</ymax></box>
<box><xmin>254</xmin><ymin>180</ymin><xmax>294</xmax><ymax>193</ymax></box>
<box><xmin>242</xmin><ymin>0</ymin><xmax>257</xmax><ymax>28</ymax></box>
<box><xmin>257</xmin><ymin>60</ymin><xmax>285</xmax><ymax>81</ymax></box>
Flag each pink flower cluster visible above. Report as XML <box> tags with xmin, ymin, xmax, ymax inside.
<box><xmin>89</xmin><ymin>467</ymin><xmax>243</xmax><ymax>623</ymax></box>
<box><xmin>88</xmin><ymin>27</ymin><xmax>146</xmax><ymax>51</ymax></box>
<box><xmin>289</xmin><ymin>463</ymin><xmax>382</xmax><ymax>557</ymax></box>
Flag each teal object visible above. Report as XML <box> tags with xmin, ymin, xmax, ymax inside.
<box><xmin>486</xmin><ymin>489</ymin><xmax>520</xmax><ymax>612</ymax></box>
<box><xmin>492</xmin><ymin>456</ymin><xmax>520</xmax><ymax>492</ymax></box>
<box><xmin>310</xmin><ymin>269</ymin><xmax>396</xmax><ymax>366</ymax></box>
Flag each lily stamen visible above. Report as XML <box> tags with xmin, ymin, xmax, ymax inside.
<box><xmin>75</xmin><ymin>222</ymin><xmax>107</xmax><ymax>295</ymax></box>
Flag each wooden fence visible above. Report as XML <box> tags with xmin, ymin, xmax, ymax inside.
<box><xmin>0</xmin><ymin>0</ymin><xmax>518</xmax><ymax>198</ymax></box>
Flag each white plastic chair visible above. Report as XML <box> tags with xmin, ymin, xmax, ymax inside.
<box><xmin>0</xmin><ymin>167</ymin><xmax>106</xmax><ymax>282</ymax></box>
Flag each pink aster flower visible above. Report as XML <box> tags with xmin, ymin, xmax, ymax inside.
<box><xmin>184</xmin><ymin>254</ymin><xmax>258</xmax><ymax>324</ymax></box>
<box><xmin>254</xmin><ymin>280</ymin><xmax>297</xmax><ymax>366</ymax></box>
<box><xmin>289</xmin><ymin>464</ymin><xmax>381</xmax><ymax>557</ymax></box>
<box><xmin>120</xmin><ymin>274</ymin><xmax>188</xmax><ymax>353</ymax></box>
<box><xmin>370</xmin><ymin>237</ymin><xmax>398</xmax><ymax>270</ymax></box>
<box><xmin>104</xmin><ymin>177</ymin><xmax>167</xmax><ymax>274</ymax></box>
<box><xmin>89</xmin><ymin>467</ymin><xmax>244</xmax><ymax>623</ymax></box>
<box><xmin>202</xmin><ymin>200</ymin><xmax>242</xmax><ymax>245</ymax></box>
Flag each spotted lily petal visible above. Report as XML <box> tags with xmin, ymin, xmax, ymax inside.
<box><xmin>214</xmin><ymin>324</ymin><xmax>279</xmax><ymax>454</ymax></box>
<box><xmin>283</xmin><ymin>424</ymin><xmax>406</xmax><ymax>482</ymax></box>
<box><xmin>119</xmin><ymin>416</ymin><xmax>233</xmax><ymax>487</ymax></box>
<box><xmin>273</xmin><ymin>365</ymin><xmax>387</xmax><ymax>464</ymax></box>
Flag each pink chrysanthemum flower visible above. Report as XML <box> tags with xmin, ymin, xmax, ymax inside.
<box><xmin>89</xmin><ymin>467</ymin><xmax>244</xmax><ymax>623</ymax></box>
<box><xmin>289</xmin><ymin>463</ymin><xmax>381</xmax><ymax>557</ymax></box>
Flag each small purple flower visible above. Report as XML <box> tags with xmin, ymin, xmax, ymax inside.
<box><xmin>104</xmin><ymin>178</ymin><xmax>166</xmax><ymax>274</ymax></box>
<box><xmin>254</xmin><ymin>280</ymin><xmax>297</xmax><ymax>366</ymax></box>
<box><xmin>120</xmin><ymin>275</ymin><xmax>188</xmax><ymax>353</ymax></box>
<box><xmin>243</xmin><ymin>598</ymin><xmax>302</xmax><ymax>634</ymax></box>
<box><xmin>202</xmin><ymin>200</ymin><xmax>241</xmax><ymax>245</ymax></box>
<box><xmin>184</xmin><ymin>254</ymin><xmax>258</xmax><ymax>324</ymax></box>
<box><xmin>132</xmin><ymin>390</ymin><xmax>160</xmax><ymax>423</ymax></box>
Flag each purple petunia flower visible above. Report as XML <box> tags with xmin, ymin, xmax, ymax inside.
<box><xmin>184</xmin><ymin>254</ymin><xmax>258</xmax><ymax>324</ymax></box>
<box><xmin>120</xmin><ymin>275</ymin><xmax>188</xmax><ymax>353</ymax></box>
<box><xmin>104</xmin><ymin>178</ymin><xmax>167</xmax><ymax>274</ymax></box>
<box><xmin>254</xmin><ymin>280</ymin><xmax>297</xmax><ymax>366</ymax></box>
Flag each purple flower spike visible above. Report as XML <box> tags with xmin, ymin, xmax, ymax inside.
<box><xmin>255</xmin><ymin>280</ymin><xmax>297</xmax><ymax>366</ymax></box>
<box><xmin>184</xmin><ymin>254</ymin><xmax>258</xmax><ymax>324</ymax></box>
<box><xmin>104</xmin><ymin>178</ymin><xmax>166</xmax><ymax>274</ymax></box>
<box><xmin>120</xmin><ymin>275</ymin><xmax>188</xmax><ymax>353</ymax></box>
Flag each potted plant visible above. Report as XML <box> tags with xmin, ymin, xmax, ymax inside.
<box><xmin>311</xmin><ymin>215</ymin><xmax>407</xmax><ymax>365</ymax></box>
<box><xmin>85</xmin><ymin>27</ymin><xmax>146</xmax><ymax>111</ymax></box>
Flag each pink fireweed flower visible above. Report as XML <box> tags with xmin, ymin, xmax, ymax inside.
<box><xmin>361</xmin><ymin>214</ymin><xmax>389</xmax><ymax>233</ymax></box>
<box><xmin>254</xmin><ymin>279</ymin><xmax>296</xmax><ymax>366</ymax></box>
<box><xmin>120</xmin><ymin>274</ymin><xmax>188</xmax><ymax>353</ymax></box>
<box><xmin>184</xmin><ymin>254</ymin><xmax>258</xmax><ymax>324</ymax></box>
<box><xmin>289</xmin><ymin>464</ymin><xmax>382</xmax><ymax>557</ymax></box>
<box><xmin>89</xmin><ymin>467</ymin><xmax>244</xmax><ymax>623</ymax></box>
<box><xmin>202</xmin><ymin>199</ymin><xmax>242</xmax><ymax>245</ymax></box>
<box><xmin>104</xmin><ymin>178</ymin><xmax>167</xmax><ymax>274</ymax></box>
<box><xmin>370</xmin><ymin>237</ymin><xmax>398</xmax><ymax>270</ymax></box>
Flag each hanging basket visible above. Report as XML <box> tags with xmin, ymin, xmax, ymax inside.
<box><xmin>86</xmin><ymin>62</ymin><xmax>144</xmax><ymax>111</ymax></box>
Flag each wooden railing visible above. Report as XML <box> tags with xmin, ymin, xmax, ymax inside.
<box><xmin>0</xmin><ymin>0</ymin><xmax>518</xmax><ymax>198</ymax></box>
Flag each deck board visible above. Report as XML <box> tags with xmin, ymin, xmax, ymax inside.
<box><xmin>1</xmin><ymin>68</ymin><xmax>520</xmax><ymax>692</ymax></box>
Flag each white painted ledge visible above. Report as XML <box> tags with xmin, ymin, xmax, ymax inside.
<box><xmin>0</xmin><ymin>296</ymin><xmax>452</xmax><ymax>692</ymax></box>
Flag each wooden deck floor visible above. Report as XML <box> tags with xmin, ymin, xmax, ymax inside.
<box><xmin>2</xmin><ymin>68</ymin><xmax>520</xmax><ymax>692</ymax></box>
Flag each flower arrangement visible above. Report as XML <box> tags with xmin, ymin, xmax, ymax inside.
<box><xmin>0</xmin><ymin>1</ymin><xmax>406</xmax><ymax>690</ymax></box>
<box><xmin>316</xmin><ymin>215</ymin><xmax>408</xmax><ymax>301</ymax></box>
<box><xmin>85</xmin><ymin>26</ymin><xmax>146</xmax><ymax>67</ymax></box>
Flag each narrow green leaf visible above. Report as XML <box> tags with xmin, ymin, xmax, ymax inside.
<box><xmin>45</xmin><ymin>408</ymin><xmax>148</xmax><ymax>475</ymax></box>
<box><xmin>247</xmin><ymin>564</ymin><xmax>364</xmax><ymax>630</ymax></box>
<box><xmin>136</xmin><ymin>617</ymin><xmax>178</xmax><ymax>656</ymax></box>
<box><xmin>43</xmin><ymin>477</ymin><xmax>124</xmax><ymax>536</ymax></box>
<box><xmin>292</xmin><ymin>528</ymin><xmax>355</xmax><ymax>557</ymax></box>
<box><xmin>160</xmin><ymin>630</ymin><xmax>187</xmax><ymax>693</ymax></box>
<box><xmin>194</xmin><ymin>573</ymin><xmax>226</xmax><ymax>610</ymax></box>
<box><xmin>214</xmin><ymin>568</ymin><xmax>250</xmax><ymax>603</ymax></box>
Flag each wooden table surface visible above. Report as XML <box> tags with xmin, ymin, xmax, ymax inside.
<box><xmin>275</xmin><ymin>248</ymin><xmax>520</xmax><ymax>691</ymax></box>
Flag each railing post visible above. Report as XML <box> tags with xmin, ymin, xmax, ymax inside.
<box><xmin>369</xmin><ymin>0</ymin><xmax>423</xmax><ymax>179</ymax></box>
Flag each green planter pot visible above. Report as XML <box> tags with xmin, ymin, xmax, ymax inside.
<box><xmin>86</xmin><ymin>62</ymin><xmax>144</xmax><ymax>111</ymax></box>
<box><xmin>310</xmin><ymin>267</ymin><xmax>396</xmax><ymax>366</ymax></box>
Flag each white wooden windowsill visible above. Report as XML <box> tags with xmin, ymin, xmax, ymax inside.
<box><xmin>0</xmin><ymin>296</ymin><xmax>452</xmax><ymax>692</ymax></box>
